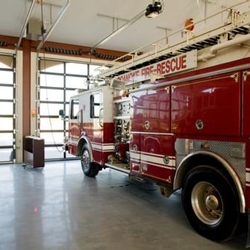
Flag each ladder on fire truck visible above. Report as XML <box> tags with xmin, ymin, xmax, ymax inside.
<box><xmin>97</xmin><ymin>1</ymin><xmax>250</xmax><ymax>80</ymax></box>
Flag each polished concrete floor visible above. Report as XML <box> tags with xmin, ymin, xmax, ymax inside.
<box><xmin>0</xmin><ymin>161</ymin><xmax>248</xmax><ymax>250</ymax></box>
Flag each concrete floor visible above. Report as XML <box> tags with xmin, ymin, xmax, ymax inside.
<box><xmin>0</xmin><ymin>161</ymin><xmax>248</xmax><ymax>250</ymax></box>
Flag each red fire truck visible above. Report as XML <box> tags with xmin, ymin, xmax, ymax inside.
<box><xmin>63</xmin><ymin>3</ymin><xmax>250</xmax><ymax>243</ymax></box>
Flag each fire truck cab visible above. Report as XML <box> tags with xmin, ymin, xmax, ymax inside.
<box><xmin>64</xmin><ymin>2</ymin><xmax>250</xmax><ymax>244</ymax></box>
<box><xmin>67</xmin><ymin>86</ymin><xmax>114</xmax><ymax>177</ymax></box>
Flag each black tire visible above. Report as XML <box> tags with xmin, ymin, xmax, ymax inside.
<box><xmin>182</xmin><ymin>166</ymin><xmax>240</xmax><ymax>241</ymax></box>
<box><xmin>81</xmin><ymin>145</ymin><xmax>99</xmax><ymax>177</ymax></box>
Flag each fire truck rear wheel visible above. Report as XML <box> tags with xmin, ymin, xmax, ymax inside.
<box><xmin>81</xmin><ymin>146</ymin><xmax>99</xmax><ymax>177</ymax></box>
<box><xmin>182</xmin><ymin>166</ymin><xmax>240</xmax><ymax>241</ymax></box>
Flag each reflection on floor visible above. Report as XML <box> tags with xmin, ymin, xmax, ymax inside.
<box><xmin>0</xmin><ymin>161</ymin><xmax>247</xmax><ymax>250</ymax></box>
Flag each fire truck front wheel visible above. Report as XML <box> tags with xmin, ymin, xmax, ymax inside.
<box><xmin>182</xmin><ymin>166</ymin><xmax>240</xmax><ymax>241</ymax></box>
<box><xmin>81</xmin><ymin>146</ymin><xmax>99</xmax><ymax>177</ymax></box>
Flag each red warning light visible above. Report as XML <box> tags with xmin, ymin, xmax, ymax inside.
<box><xmin>31</xmin><ymin>110</ymin><xmax>37</xmax><ymax>117</ymax></box>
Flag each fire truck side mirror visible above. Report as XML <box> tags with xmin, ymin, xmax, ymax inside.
<box><xmin>59</xmin><ymin>109</ymin><xmax>65</xmax><ymax>120</ymax></box>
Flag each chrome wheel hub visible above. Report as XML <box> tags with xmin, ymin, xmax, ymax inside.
<box><xmin>81</xmin><ymin>150</ymin><xmax>90</xmax><ymax>171</ymax></box>
<box><xmin>191</xmin><ymin>182</ymin><xmax>223</xmax><ymax>225</ymax></box>
<box><xmin>205</xmin><ymin>195</ymin><xmax>219</xmax><ymax>211</ymax></box>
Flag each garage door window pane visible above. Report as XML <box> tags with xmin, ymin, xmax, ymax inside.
<box><xmin>89</xmin><ymin>65</ymin><xmax>100</xmax><ymax>76</ymax></box>
<box><xmin>40</xmin><ymin>103</ymin><xmax>64</xmax><ymax>116</ymax></box>
<box><xmin>44</xmin><ymin>147</ymin><xmax>62</xmax><ymax>159</ymax></box>
<box><xmin>40</xmin><ymin>74</ymin><xmax>64</xmax><ymax>88</ymax></box>
<box><xmin>0</xmin><ymin>86</ymin><xmax>13</xmax><ymax>99</ymax></box>
<box><xmin>0</xmin><ymin>149</ymin><xmax>13</xmax><ymax>161</ymax></box>
<box><xmin>40</xmin><ymin>132</ymin><xmax>64</xmax><ymax>144</ymax></box>
<box><xmin>66</xmin><ymin>63</ymin><xmax>87</xmax><ymax>75</ymax></box>
<box><xmin>66</xmin><ymin>76</ymin><xmax>87</xmax><ymax>90</ymax></box>
<box><xmin>40</xmin><ymin>89</ymin><xmax>64</xmax><ymax>102</ymax></box>
<box><xmin>66</xmin><ymin>89</ymin><xmax>78</xmax><ymax>102</ymax></box>
<box><xmin>0</xmin><ymin>102</ymin><xmax>13</xmax><ymax>115</ymax></box>
<box><xmin>0</xmin><ymin>71</ymin><xmax>13</xmax><ymax>84</ymax></box>
<box><xmin>0</xmin><ymin>55</ymin><xmax>13</xmax><ymax>69</ymax></box>
<box><xmin>40</xmin><ymin>118</ymin><xmax>64</xmax><ymax>130</ymax></box>
<box><xmin>0</xmin><ymin>118</ymin><xmax>13</xmax><ymax>130</ymax></box>
<box><xmin>40</xmin><ymin>60</ymin><xmax>64</xmax><ymax>73</ymax></box>
<box><xmin>0</xmin><ymin>133</ymin><xmax>13</xmax><ymax>146</ymax></box>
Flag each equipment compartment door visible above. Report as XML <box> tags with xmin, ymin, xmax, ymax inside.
<box><xmin>140</xmin><ymin>134</ymin><xmax>175</xmax><ymax>184</ymax></box>
<box><xmin>130</xmin><ymin>85</ymin><xmax>172</xmax><ymax>182</ymax></box>
<box><xmin>171</xmin><ymin>72</ymin><xmax>241</xmax><ymax>137</ymax></box>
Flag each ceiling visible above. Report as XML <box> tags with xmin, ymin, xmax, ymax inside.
<box><xmin>0</xmin><ymin>0</ymin><xmax>248</xmax><ymax>54</ymax></box>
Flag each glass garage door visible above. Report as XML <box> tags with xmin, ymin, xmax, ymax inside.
<box><xmin>38</xmin><ymin>59</ymin><xmax>99</xmax><ymax>161</ymax></box>
<box><xmin>0</xmin><ymin>55</ymin><xmax>16</xmax><ymax>164</ymax></box>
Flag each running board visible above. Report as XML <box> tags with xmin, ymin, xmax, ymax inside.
<box><xmin>105</xmin><ymin>163</ymin><xmax>130</xmax><ymax>174</ymax></box>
